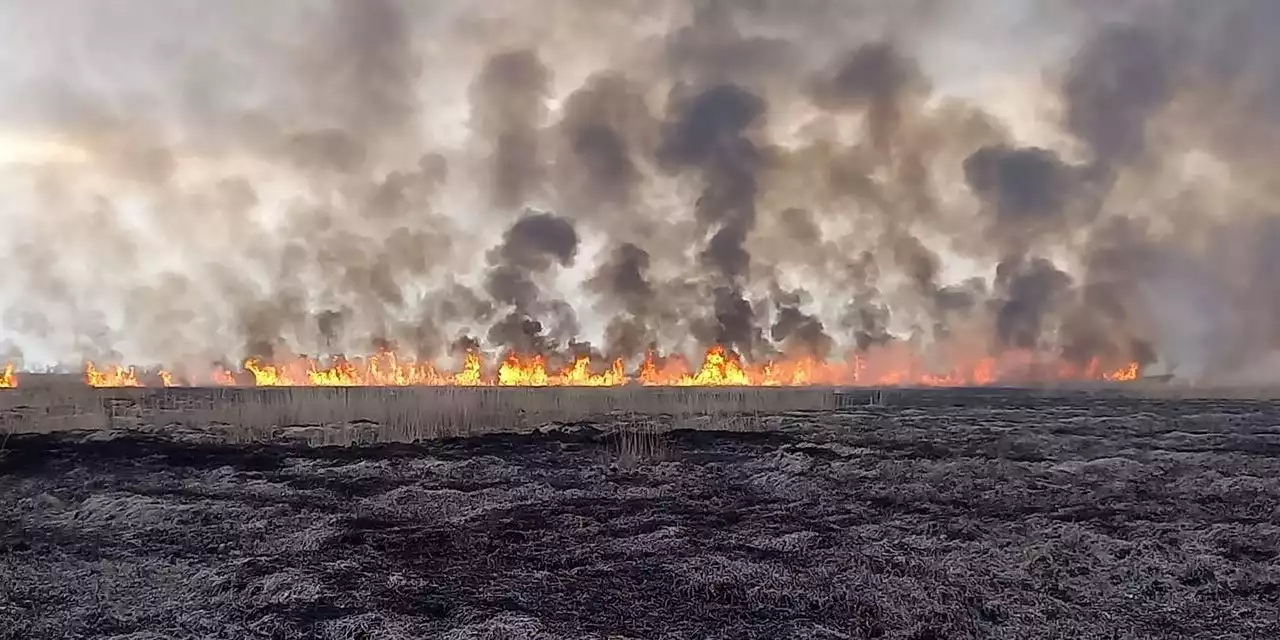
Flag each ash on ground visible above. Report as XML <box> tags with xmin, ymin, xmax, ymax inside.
<box><xmin>2</xmin><ymin>391</ymin><xmax>1278</xmax><ymax>639</ymax></box>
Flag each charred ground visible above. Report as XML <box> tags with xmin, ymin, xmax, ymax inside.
<box><xmin>1</xmin><ymin>389</ymin><xmax>1278</xmax><ymax>639</ymax></box>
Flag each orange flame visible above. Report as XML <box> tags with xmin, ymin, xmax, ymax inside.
<box><xmin>71</xmin><ymin>345</ymin><xmax>1143</xmax><ymax>389</ymax></box>
<box><xmin>85</xmin><ymin>362</ymin><xmax>142</xmax><ymax>388</ymax></box>
<box><xmin>453</xmin><ymin>351</ymin><xmax>483</xmax><ymax>386</ymax></box>
<box><xmin>0</xmin><ymin>362</ymin><xmax>16</xmax><ymax>388</ymax></box>
<box><xmin>673</xmin><ymin>345</ymin><xmax>751</xmax><ymax>386</ymax></box>
<box><xmin>498</xmin><ymin>353</ymin><xmax>549</xmax><ymax>386</ymax></box>
<box><xmin>493</xmin><ymin>353</ymin><xmax>630</xmax><ymax>387</ymax></box>
<box><xmin>211</xmin><ymin>367</ymin><xmax>238</xmax><ymax>386</ymax></box>
<box><xmin>243</xmin><ymin>358</ymin><xmax>302</xmax><ymax>387</ymax></box>
<box><xmin>1103</xmin><ymin>361</ymin><xmax>1139</xmax><ymax>382</ymax></box>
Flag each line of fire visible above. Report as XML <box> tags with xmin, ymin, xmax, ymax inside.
<box><xmin>0</xmin><ymin>345</ymin><xmax>1140</xmax><ymax>389</ymax></box>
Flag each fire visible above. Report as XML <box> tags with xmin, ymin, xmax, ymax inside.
<box><xmin>63</xmin><ymin>346</ymin><xmax>1143</xmax><ymax>389</ymax></box>
<box><xmin>243</xmin><ymin>358</ymin><xmax>303</xmax><ymax>387</ymax></box>
<box><xmin>495</xmin><ymin>353</ymin><xmax>629</xmax><ymax>387</ymax></box>
<box><xmin>0</xmin><ymin>362</ymin><xmax>16</xmax><ymax>388</ymax></box>
<box><xmin>558</xmin><ymin>355</ymin><xmax>627</xmax><ymax>387</ymax></box>
<box><xmin>1103</xmin><ymin>361</ymin><xmax>1139</xmax><ymax>382</ymax></box>
<box><xmin>674</xmin><ymin>345</ymin><xmax>751</xmax><ymax>386</ymax></box>
<box><xmin>498</xmin><ymin>353</ymin><xmax>550</xmax><ymax>386</ymax></box>
<box><xmin>638</xmin><ymin>351</ymin><xmax>690</xmax><ymax>386</ymax></box>
<box><xmin>211</xmin><ymin>367</ymin><xmax>238</xmax><ymax>386</ymax></box>
<box><xmin>85</xmin><ymin>362</ymin><xmax>142</xmax><ymax>388</ymax></box>
<box><xmin>453</xmin><ymin>351</ymin><xmax>483</xmax><ymax>386</ymax></box>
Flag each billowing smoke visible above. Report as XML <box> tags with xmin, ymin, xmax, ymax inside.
<box><xmin>810</xmin><ymin>40</ymin><xmax>925</xmax><ymax>152</ymax></box>
<box><xmin>657</xmin><ymin>82</ymin><xmax>768</xmax><ymax>355</ymax></box>
<box><xmin>1</xmin><ymin>0</ymin><xmax>1280</xmax><ymax>384</ymax></box>
<box><xmin>1061</xmin><ymin>23</ymin><xmax>1173</xmax><ymax>168</ymax></box>
<box><xmin>471</xmin><ymin>49</ymin><xmax>551</xmax><ymax>211</ymax></box>
<box><xmin>554</xmin><ymin>73</ymin><xmax>654</xmax><ymax>220</ymax></box>
<box><xmin>483</xmin><ymin>210</ymin><xmax>579</xmax><ymax>354</ymax></box>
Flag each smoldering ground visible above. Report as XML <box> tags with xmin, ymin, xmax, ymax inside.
<box><xmin>1</xmin><ymin>1</ymin><xmax>1280</xmax><ymax>382</ymax></box>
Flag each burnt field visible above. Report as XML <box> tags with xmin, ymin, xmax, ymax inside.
<box><xmin>2</xmin><ymin>388</ymin><xmax>1279</xmax><ymax>639</ymax></box>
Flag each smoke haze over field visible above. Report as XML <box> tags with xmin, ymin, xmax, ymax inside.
<box><xmin>1</xmin><ymin>0</ymin><xmax>1279</xmax><ymax>383</ymax></box>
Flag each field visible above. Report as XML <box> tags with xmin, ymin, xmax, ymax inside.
<box><xmin>2</xmin><ymin>386</ymin><xmax>1278</xmax><ymax>639</ymax></box>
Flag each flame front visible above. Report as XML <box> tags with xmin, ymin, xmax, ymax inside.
<box><xmin>44</xmin><ymin>346</ymin><xmax>1141</xmax><ymax>388</ymax></box>
<box><xmin>676</xmin><ymin>345</ymin><xmax>751</xmax><ymax>386</ymax></box>
<box><xmin>0</xmin><ymin>362</ymin><xmax>16</xmax><ymax>388</ymax></box>
<box><xmin>85</xmin><ymin>362</ymin><xmax>142</xmax><ymax>388</ymax></box>
<box><xmin>1103</xmin><ymin>361</ymin><xmax>1139</xmax><ymax>382</ymax></box>
<box><xmin>496</xmin><ymin>353</ymin><xmax>628</xmax><ymax>387</ymax></box>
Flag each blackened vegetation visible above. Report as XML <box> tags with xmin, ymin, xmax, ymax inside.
<box><xmin>3</xmin><ymin>391</ymin><xmax>1278</xmax><ymax>639</ymax></box>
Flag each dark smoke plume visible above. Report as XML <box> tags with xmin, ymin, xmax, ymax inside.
<box><xmin>589</xmin><ymin>242</ymin><xmax>654</xmax><ymax>318</ymax></box>
<box><xmin>770</xmin><ymin>285</ymin><xmax>834</xmax><ymax>359</ymax></box>
<box><xmin>471</xmin><ymin>49</ymin><xmax>551</xmax><ymax>211</ymax></box>
<box><xmin>963</xmin><ymin>144</ymin><xmax>1084</xmax><ymax>242</ymax></box>
<box><xmin>482</xmin><ymin>210</ymin><xmax>580</xmax><ymax>353</ymax></box>
<box><xmin>991</xmin><ymin>256</ymin><xmax>1073</xmax><ymax>352</ymax></box>
<box><xmin>658</xmin><ymin>82</ymin><xmax>768</xmax><ymax>354</ymax></box>
<box><xmin>2</xmin><ymin>1</ymin><xmax>1280</xmax><ymax>383</ymax></box>
<box><xmin>1062</xmin><ymin>24</ymin><xmax>1173</xmax><ymax>166</ymax></box>
<box><xmin>555</xmin><ymin>73</ymin><xmax>655</xmax><ymax>214</ymax></box>
<box><xmin>811</xmin><ymin>40</ymin><xmax>925</xmax><ymax>151</ymax></box>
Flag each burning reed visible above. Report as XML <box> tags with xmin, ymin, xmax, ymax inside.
<box><xmin>3</xmin><ymin>344</ymin><xmax>1141</xmax><ymax>391</ymax></box>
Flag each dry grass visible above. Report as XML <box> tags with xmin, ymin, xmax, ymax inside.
<box><xmin>0</xmin><ymin>385</ymin><xmax>848</xmax><ymax>444</ymax></box>
<box><xmin>606</xmin><ymin>420</ymin><xmax>673</xmax><ymax>470</ymax></box>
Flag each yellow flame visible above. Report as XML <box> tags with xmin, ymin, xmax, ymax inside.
<box><xmin>72</xmin><ymin>346</ymin><xmax>1143</xmax><ymax>389</ymax></box>
<box><xmin>85</xmin><ymin>362</ymin><xmax>142</xmax><ymax>388</ymax></box>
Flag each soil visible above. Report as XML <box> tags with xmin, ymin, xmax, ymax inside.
<box><xmin>2</xmin><ymin>390</ymin><xmax>1278</xmax><ymax>639</ymax></box>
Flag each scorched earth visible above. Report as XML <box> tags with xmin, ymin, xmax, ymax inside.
<box><xmin>1</xmin><ymin>389</ymin><xmax>1278</xmax><ymax>639</ymax></box>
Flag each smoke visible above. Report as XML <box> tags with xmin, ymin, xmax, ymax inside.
<box><xmin>656</xmin><ymin>81</ymin><xmax>768</xmax><ymax>355</ymax></box>
<box><xmin>471</xmin><ymin>49</ymin><xmax>552</xmax><ymax>211</ymax></box>
<box><xmin>770</xmin><ymin>284</ymin><xmax>834</xmax><ymax>359</ymax></box>
<box><xmin>554</xmin><ymin>72</ymin><xmax>655</xmax><ymax>218</ymax></box>
<box><xmin>1061</xmin><ymin>23</ymin><xmax>1173</xmax><ymax>167</ymax></box>
<box><xmin>990</xmin><ymin>256</ymin><xmax>1073</xmax><ymax>351</ymax></box>
<box><xmin>964</xmin><ymin>145</ymin><xmax>1081</xmax><ymax>234</ymax></box>
<box><xmin>810</xmin><ymin>40</ymin><xmax>925</xmax><ymax>152</ymax></box>
<box><xmin>482</xmin><ymin>210</ymin><xmax>579</xmax><ymax>354</ymax></box>
<box><xmin>0</xmin><ymin>0</ymin><xmax>1279</xmax><ymax>382</ymax></box>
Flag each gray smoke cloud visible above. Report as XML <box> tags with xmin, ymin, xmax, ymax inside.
<box><xmin>482</xmin><ymin>210</ymin><xmax>579</xmax><ymax>355</ymax></box>
<box><xmin>471</xmin><ymin>49</ymin><xmax>551</xmax><ymax>211</ymax></box>
<box><xmin>0</xmin><ymin>0</ymin><xmax>1278</xmax><ymax>383</ymax></box>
